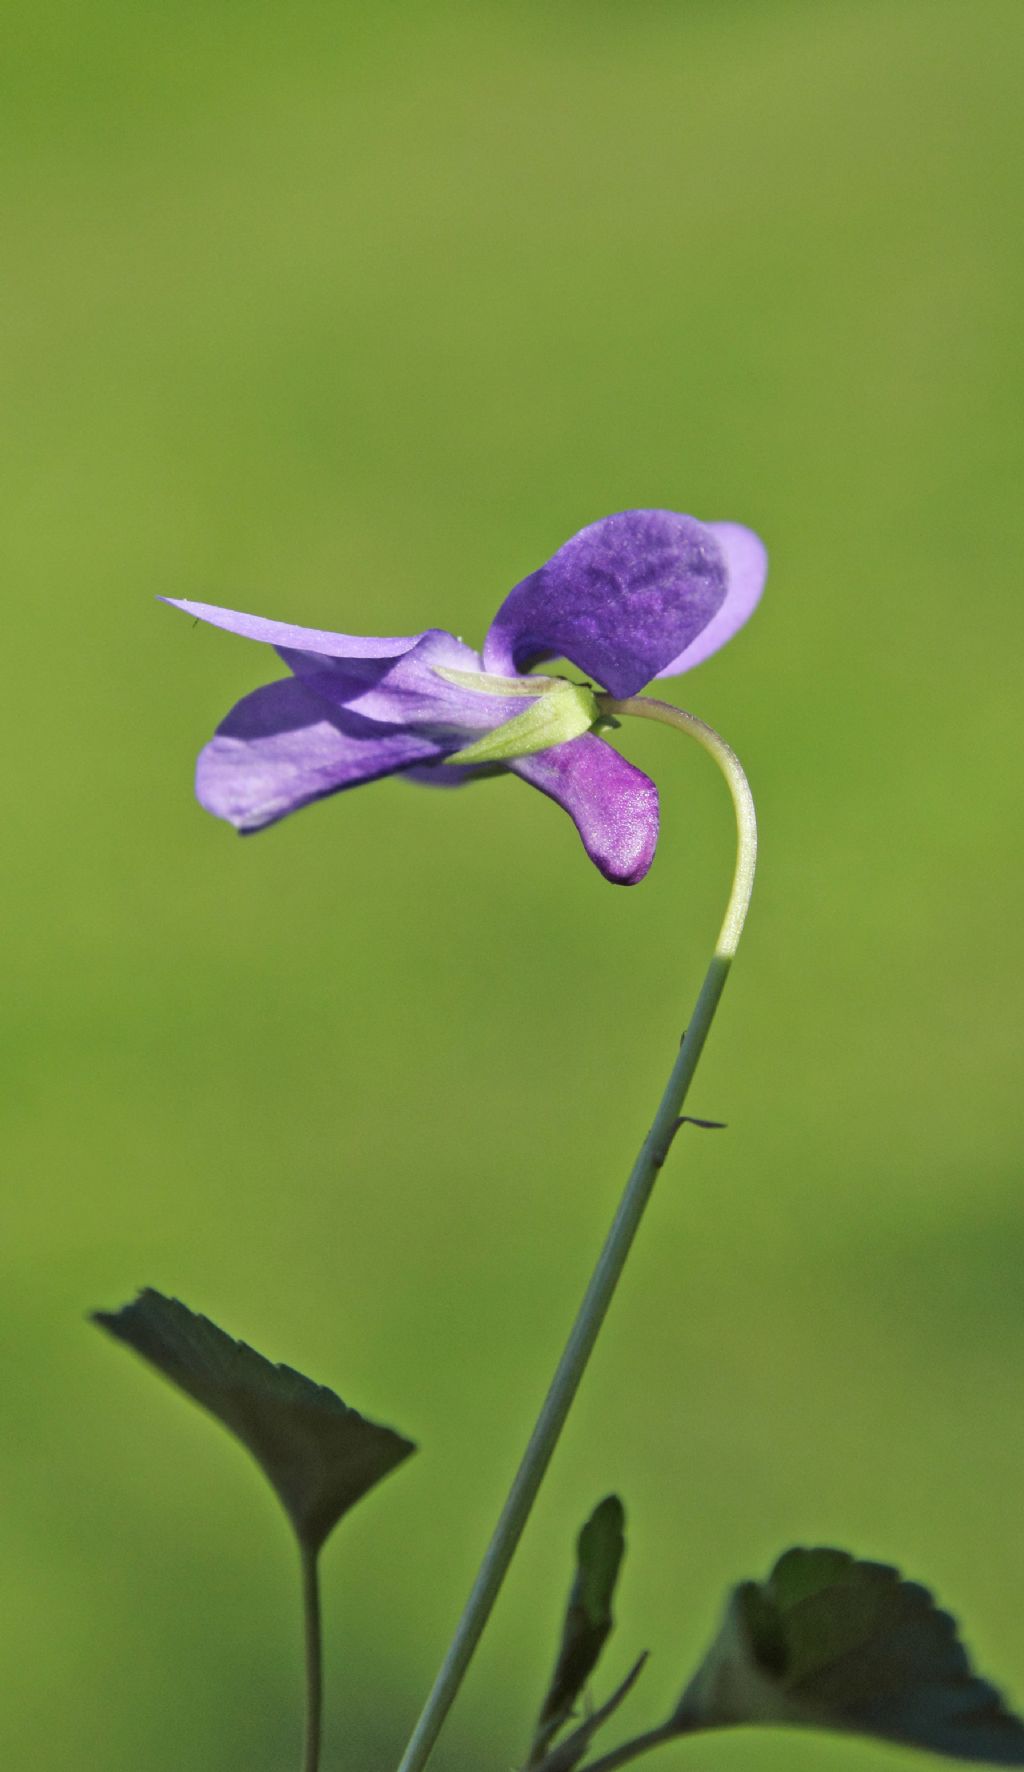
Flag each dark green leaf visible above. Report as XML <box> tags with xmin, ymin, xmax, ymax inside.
<box><xmin>529</xmin><ymin>1496</ymin><xmax>627</xmax><ymax>1765</ymax></box>
<box><xmin>93</xmin><ymin>1289</ymin><xmax>415</xmax><ymax>1552</ymax></box>
<box><xmin>673</xmin><ymin>1545</ymin><xmax>1024</xmax><ymax>1764</ymax></box>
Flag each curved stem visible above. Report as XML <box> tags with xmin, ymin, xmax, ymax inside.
<box><xmin>300</xmin><ymin>1544</ymin><xmax>323</xmax><ymax>1772</ymax></box>
<box><xmin>598</xmin><ymin>697</ymin><xmax>757</xmax><ymax>961</ymax></box>
<box><xmin>394</xmin><ymin>699</ymin><xmax>757</xmax><ymax>1772</ymax></box>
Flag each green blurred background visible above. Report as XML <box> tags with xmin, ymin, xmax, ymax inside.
<box><xmin>4</xmin><ymin>1</ymin><xmax>1023</xmax><ymax>1767</ymax></box>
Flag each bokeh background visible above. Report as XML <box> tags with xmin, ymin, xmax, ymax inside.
<box><xmin>4</xmin><ymin>2</ymin><xmax>1023</xmax><ymax>1768</ymax></box>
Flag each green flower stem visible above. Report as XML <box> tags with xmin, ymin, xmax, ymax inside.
<box><xmin>394</xmin><ymin>696</ymin><xmax>757</xmax><ymax>1772</ymax></box>
<box><xmin>300</xmin><ymin>1544</ymin><xmax>323</xmax><ymax>1772</ymax></box>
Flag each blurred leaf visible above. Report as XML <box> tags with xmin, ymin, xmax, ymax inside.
<box><xmin>529</xmin><ymin>1496</ymin><xmax>627</xmax><ymax>1765</ymax></box>
<box><xmin>93</xmin><ymin>1289</ymin><xmax>415</xmax><ymax>1552</ymax></box>
<box><xmin>673</xmin><ymin>1546</ymin><xmax>1024</xmax><ymax>1764</ymax></box>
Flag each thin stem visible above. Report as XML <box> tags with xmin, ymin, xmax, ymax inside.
<box><xmin>300</xmin><ymin>1543</ymin><xmax>323</xmax><ymax>1772</ymax></box>
<box><xmin>394</xmin><ymin>698</ymin><xmax>757</xmax><ymax>1772</ymax></box>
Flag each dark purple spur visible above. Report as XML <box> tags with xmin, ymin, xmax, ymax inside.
<box><xmin>166</xmin><ymin>509</ymin><xmax>766</xmax><ymax>884</ymax></box>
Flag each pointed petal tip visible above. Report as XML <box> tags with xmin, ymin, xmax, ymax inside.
<box><xmin>158</xmin><ymin>596</ymin><xmax>427</xmax><ymax>660</ymax></box>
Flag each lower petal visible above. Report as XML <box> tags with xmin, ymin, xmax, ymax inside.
<box><xmin>508</xmin><ymin>734</ymin><xmax>659</xmax><ymax>885</ymax></box>
<box><xmin>195</xmin><ymin>677</ymin><xmax>442</xmax><ymax>831</ymax></box>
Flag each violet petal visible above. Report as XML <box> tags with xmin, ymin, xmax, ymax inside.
<box><xmin>654</xmin><ymin>522</ymin><xmax>767</xmax><ymax>678</ymax></box>
<box><xmin>277</xmin><ymin>632</ymin><xmax>528</xmax><ymax>739</ymax></box>
<box><xmin>194</xmin><ymin>676</ymin><xmax>442</xmax><ymax>831</ymax></box>
<box><xmin>482</xmin><ymin>510</ymin><xmax>728</xmax><ymax>698</ymax></box>
<box><xmin>163</xmin><ymin>596</ymin><xmax>425</xmax><ymax>660</ymax></box>
<box><xmin>508</xmin><ymin>734</ymin><xmax>659</xmax><ymax>885</ymax></box>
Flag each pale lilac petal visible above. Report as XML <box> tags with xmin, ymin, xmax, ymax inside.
<box><xmin>655</xmin><ymin>523</ymin><xmax>767</xmax><ymax>678</ymax></box>
<box><xmin>482</xmin><ymin>510</ymin><xmax>727</xmax><ymax>698</ymax></box>
<box><xmin>508</xmin><ymin>734</ymin><xmax>659</xmax><ymax>885</ymax></box>
<box><xmin>277</xmin><ymin>631</ymin><xmax>515</xmax><ymax>737</ymax></box>
<box><xmin>163</xmin><ymin>597</ymin><xmax>423</xmax><ymax>660</ymax></box>
<box><xmin>195</xmin><ymin>676</ymin><xmax>442</xmax><ymax>832</ymax></box>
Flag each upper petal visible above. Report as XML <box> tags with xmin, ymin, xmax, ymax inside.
<box><xmin>654</xmin><ymin>522</ymin><xmax>767</xmax><ymax>678</ymax></box>
<box><xmin>482</xmin><ymin>510</ymin><xmax>729</xmax><ymax>698</ymax></box>
<box><xmin>163</xmin><ymin>597</ymin><xmax>424</xmax><ymax>660</ymax></box>
<box><xmin>508</xmin><ymin>733</ymin><xmax>659</xmax><ymax>885</ymax></box>
<box><xmin>194</xmin><ymin>675</ymin><xmax>443</xmax><ymax>831</ymax></box>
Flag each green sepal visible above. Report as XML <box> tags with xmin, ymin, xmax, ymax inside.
<box><xmin>447</xmin><ymin>679</ymin><xmax>599</xmax><ymax>765</ymax></box>
<box><xmin>433</xmin><ymin>665</ymin><xmax>555</xmax><ymax>698</ymax></box>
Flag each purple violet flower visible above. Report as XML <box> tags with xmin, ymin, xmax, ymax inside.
<box><xmin>166</xmin><ymin>509</ymin><xmax>766</xmax><ymax>885</ymax></box>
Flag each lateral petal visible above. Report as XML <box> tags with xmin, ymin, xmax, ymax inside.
<box><xmin>276</xmin><ymin>631</ymin><xmax>505</xmax><ymax>737</ymax></box>
<box><xmin>194</xmin><ymin>676</ymin><xmax>443</xmax><ymax>832</ymax></box>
